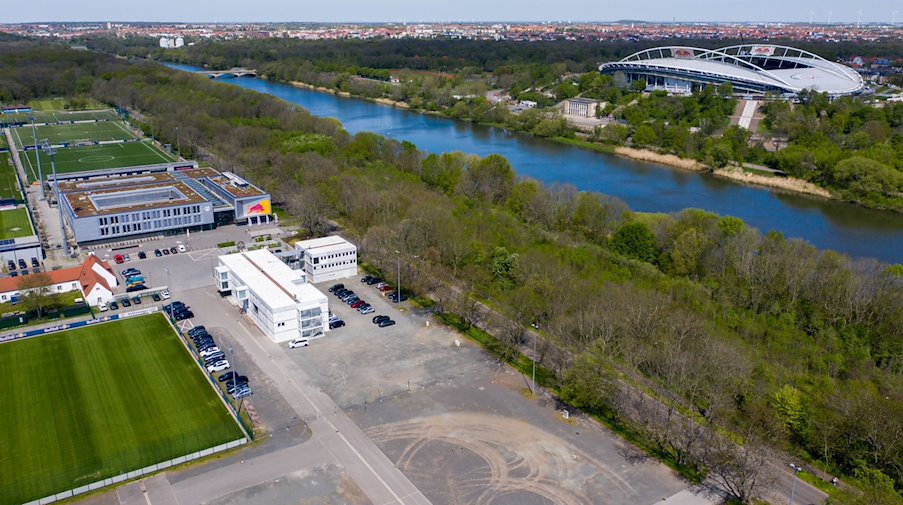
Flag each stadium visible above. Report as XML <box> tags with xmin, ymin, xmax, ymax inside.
<box><xmin>599</xmin><ymin>44</ymin><xmax>865</xmax><ymax>97</ymax></box>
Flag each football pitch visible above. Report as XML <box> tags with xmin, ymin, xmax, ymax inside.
<box><xmin>0</xmin><ymin>208</ymin><xmax>33</xmax><ymax>239</ymax></box>
<box><xmin>0</xmin><ymin>153</ymin><xmax>22</xmax><ymax>203</ymax></box>
<box><xmin>10</xmin><ymin>120</ymin><xmax>137</xmax><ymax>149</ymax></box>
<box><xmin>19</xmin><ymin>141</ymin><xmax>176</xmax><ymax>182</ymax></box>
<box><xmin>0</xmin><ymin>314</ymin><xmax>243</xmax><ymax>505</ymax></box>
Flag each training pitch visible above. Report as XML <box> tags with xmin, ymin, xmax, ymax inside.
<box><xmin>0</xmin><ymin>153</ymin><xmax>22</xmax><ymax>203</ymax></box>
<box><xmin>10</xmin><ymin>121</ymin><xmax>137</xmax><ymax>149</ymax></box>
<box><xmin>0</xmin><ymin>314</ymin><xmax>244</xmax><ymax>505</ymax></box>
<box><xmin>19</xmin><ymin>141</ymin><xmax>175</xmax><ymax>182</ymax></box>
<box><xmin>0</xmin><ymin>208</ymin><xmax>33</xmax><ymax>239</ymax></box>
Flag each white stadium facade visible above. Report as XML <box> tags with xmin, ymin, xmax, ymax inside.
<box><xmin>599</xmin><ymin>44</ymin><xmax>864</xmax><ymax>97</ymax></box>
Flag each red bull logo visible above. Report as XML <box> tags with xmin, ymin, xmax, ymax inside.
<box><xmin>245</xmin><ymin>199</ymin><xmax>271</xmax><ymax>216</ymax></box>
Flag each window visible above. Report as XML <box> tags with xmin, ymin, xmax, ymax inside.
<box><xmin>277</xmin><ymin>322</ymin><xmax>285</xmax><ymax>327</ymax></box>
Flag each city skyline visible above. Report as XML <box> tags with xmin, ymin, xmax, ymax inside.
<box><xmin>1</xmin><ymin>0</ymin><xmax>900</xmax><ymax>24</ymax></box>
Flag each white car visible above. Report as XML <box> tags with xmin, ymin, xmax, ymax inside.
<box><xmin>98</xmin><ymin>302</ymin><xmax>108</xmax><ymax>312</ymax></box>
<box><xmin>177</xmin><ymin>244</ymin><xmax>187</xmax><ymax>253</ymax></box>
<box><xmin>199</xmin><ymin>347</ymin><xmax>221</xmax><ymax>357</ymax></box>
<box><xmin>288</xmin><ymin>338</ymin><xmax>310</xmax><ymax>348</ymax></box>
<box><xmin>376</xmin><ymin>282</ymin><xmax>388</xmax><ymax>289</ymax></box>
<box><xmin>359</xmin><ymin>306</ymin><xmax>375</xmax><ymax>315</ymax></box>
<box><xmin>161</xmin><ymin>290</ymin><xmax>171</xmax><ymax>300</ymax></box>
<box><xmin>207</xmin><ymin>360</ymin><xmax>230</xmax><ymax>373</ymax></box>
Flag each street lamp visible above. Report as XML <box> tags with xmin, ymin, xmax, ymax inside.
<box><xmin>394</xmin><ymin>250</ymin><xmax>401</xmax><ymax>304</ymax></box>
<box><xmin>532</xmin><ymin>331</ymin><xmax>537</xmax><ymax>396</ymax></box>
<box><xmin>42</xmin><ymin>140</ymin><xmax>69</xmax><ymax>256</ymax></box>
<box><xmin>789</xmin><ymin>463</ymin><xmax>802</xmax><ymax>505</ymax></box>
<box><xmin>175</xmin><ymin>126</ymin><xmax>180</xmax><ymax>158</ymax></box>
<box><xmin>30</xmin><ymin>116</ymin><xmax>45</xmax><ymax>200</ymax></box>
<box><xmin>164</xmin><ymin>268</ymin><xmax>171</xmax><ymax>292</ymax></box>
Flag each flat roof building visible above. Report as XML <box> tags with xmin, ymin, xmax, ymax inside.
<box><xmin>215</xmin><ymin>249</ymin><xmax>329</xmax><ymax>343</ymax></box>
<box><xmin>294</xmin><ymin>235</ymin><xmax>358</xmax><ymax>284</ymax></box>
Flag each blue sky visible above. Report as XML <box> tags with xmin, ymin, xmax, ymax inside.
<box><xmin>2</xmin><ymin>0</ymin><xmax>899</xmax><ymax>24</ymax></box>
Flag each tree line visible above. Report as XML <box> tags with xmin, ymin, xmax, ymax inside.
<box><xmin>2</xmin><ymin>39</ymin><xmax>902</xmax><ymax>503</ymax></box>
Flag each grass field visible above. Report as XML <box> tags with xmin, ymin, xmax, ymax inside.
<box><xmin>10</xmin><ymin>121</ymin><xmax>137</xmax><ymax>148</ymax></box>
<box><xmin>0</xmin><ymin>208</ymin><xmax>33</xmax><ymax>239</ymax></box>
<box><xmin>19</xmin><ymin>141</ymin><xmax>176</xmax><ymax>182</ymax></box>
<box><xmin>0</xmin><ymin>153</ymin><xmax>22</xmax><ymax>203</ymax></box>
<box><xmin>0</xmin><ymin>314</ymin><xmax>243</xmax><ymax>505</ymax></box>
<box><xmin>1</xmin><ymin>109</ymin><xmax>119</xmax><ymax>126</ymax></box>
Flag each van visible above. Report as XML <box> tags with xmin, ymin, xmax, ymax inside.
<box><xmin>289</xmin><ymin>337</ymin><xmax>310</xmax><ymax>348</ymax></box>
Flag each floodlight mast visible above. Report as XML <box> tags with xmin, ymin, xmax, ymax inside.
<box><xmin>42</xmin><ymin>140</ymin><xmax>70</xmax><ymax>257</ymax></box>
<box><xmin>30</xmin><ymin>116</ymin><xmax>46</xmax><ymax>200</ymax></box>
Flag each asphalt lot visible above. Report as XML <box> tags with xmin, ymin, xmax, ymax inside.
<box><xmin>290</xmin><ymin>279</ymin><xmax>689</xmax><ymax>505</ymax></box>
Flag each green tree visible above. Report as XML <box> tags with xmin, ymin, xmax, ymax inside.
<box><xmin>771</xmin><ymin>385</ymin><xmax>808</xmax><ymax>439</ymax></box>
<box><xmin>610</xmin><ymin>222</ymin><xmax>659</xmax><ymax>263</ymax></box>
<box><xmin>17</xmin><ymin>273</ymin><xmax>63</xmax><ymax>318</ymax></box>
<box><xmin>632</xmin><ymin>124</ymin><xmax>657</xmax><ymax>146</ymax></box>
<box><xmin>827</xmin><ymin>467</ymin><xmax>903</xmax><ymax>505</ymax></box>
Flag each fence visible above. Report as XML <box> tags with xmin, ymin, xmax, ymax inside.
<box><xmin>20</xmin><ymin>438</ymin><xmax>248</xmax><ymax>505</ymax></box>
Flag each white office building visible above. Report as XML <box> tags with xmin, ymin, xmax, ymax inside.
<box><xmin>294</xmin><ymin>235</ymin><xmax>358</xmax><ymax>284</ymax></box>
<box><xmin>215</xmin><ymin>249</ymin><xmax>328</xmax><ymax>343</ymax></box>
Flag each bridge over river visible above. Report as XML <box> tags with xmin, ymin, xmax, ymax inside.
<box><xmin>198</xmin><ymin>67</ymin><xmax>257</xmax><ymax>79</ymax></box>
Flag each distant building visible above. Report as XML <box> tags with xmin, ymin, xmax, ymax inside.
<box><xmin>561</xmin><ymin>98</ymin><xmax>602</xmax><ymax>118</ymax></box>
<box><xmin>215</xmin><ymin>249</ymin><xmax>329</xmax><ymax>343</ymax></box>
<box><xmin>294</xmin><ymin>236</ymin><xmax>358</xmax><ymax>284</ymax></box>
<box><xmin>0</xmin><ymin>254</ymin><xmax>116</xmax><ymax>307</ymax></box>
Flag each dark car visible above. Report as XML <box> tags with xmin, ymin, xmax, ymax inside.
<box><xmin>162</xmin><ymin>248</ymin><xmax>170</xmax><ymax>256</ymax></box>
<box><xmin>152</xmin><ymin>293</ymin><xmax>161</xmax><ymax>302</ymax></box>
<box><xmin>188</xmin><ymin>326</ymin><xmax>207</xmax><ymax>337</ymax></box>
<box><xmin>121</xmin><ymin>298</ymin><xmax>131</xmax><ymax>307</ymax></box>
<box><xmin>170</xmin><ymin>247</ymin><xmax>178</xmax><ymax>254</ymax></box>
<box><xmin>378</xmin><ymin>319</ymin><xmax>396</xmax><ymax>328</ymax></box>
<box><xmin>329</xmin><ymin>320</ymin><xmax>345</xmax><ymax>329</ymax></box>
<box><xmin>373</xmin><ymin>315</ymin><xmax>390</xmax><ymax>324</ymax></box>
<box><xmin>174</xmin><ymin>310</ymin><xmax>194</xmax><ymax>321</ymax></box>
<box><xmin>126</xmin><ymin>285</ymin><xmax>148</xmax><ymax>293</ymax></box>
<box><xmin>21</xmin><ymin>270</ymin><xmax>29</xmax><ymax>276</ymax></box>
<box><xmin>9</xmin><ymin>271</ymin><xmax>17</xmax><ymax>277</ymax></box>
<box><xmin>154</xmin><ymin>249</ymin><xmax>162</xmax><ymax>257</ymax></box>
<box><xmin>163</xmin><ymin>301</ymin><xmax>186</xmax><ymax>314</ymax></box>
<box><xmin>218</xmin><ymin>371</ymin><xmax>238</xmax><ymax>383</ymax></box>
<box><xmin>366</xmin><ymin>277</ymin><xmax>381</xmax><ymax>285</ymax></box>
<box><xmin>194</xmin><ymin>337</ymin><xmax>214</xmax><ymax>345</ymax></box>
<box><xmin>132</xmin><ymin>296</ymin><xmax>141</xmax><ymax>304</ymax></box>
<box><xmin>195</xmin><ymin>340</ymin><xmax>215</xmax><ymax>349</ymax></box>
<box><xmin>110</xmin><ymin>301</ymin><xmax>119</xmax><ymax>310</ymax></box>
<box><xmin>361</xmin><ymin>275</ymin><xmax>372</xmax><ymax>283</ymax></box>
<box><xmin>7</xmin><ymin>260</ymin><xmax>15</xmax><ymax>271</ymax></box>
<box><xmin>138</xmin><ymin>251</ymin><xmax>147</xmax><ymax>260</ymax></box>
<box><xmin>389</xmin><ymin>293</ymin><xmax>409</xmax><ymax>303</ymax></box>
<box><xmin>329</xmin><ymin>283</ymin><xmax>345</xmax><ymax>293</ymax></box>
<box><xmin>18</xmin><ymin>259</ymin><xmax>26</xmax><ymax>270</ymax></box>
<box><xmin>30</xmin><ymin>257</ymin><xmax>39</xmax><ymax>268</ymax></box>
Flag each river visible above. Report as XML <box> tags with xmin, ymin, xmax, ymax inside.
<box><xmin>167</xmin><ymin>63</ymin><xmax>903</xmax><ymax>263</ymax></box>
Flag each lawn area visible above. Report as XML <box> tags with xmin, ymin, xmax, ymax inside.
<box><xmin>0</xmin><ymin>153</ymin><xmax>22</xmax><ymax>203</ymax></box>
<box><xmin>10</xmin><ymin>121</ymin><xmax>136</xmax><ymax>148</ymax></box>
<box><xmin>0</xmin><ymin>314</ymin><xmax>243</xmax><ymax>505</ymax></box>
<box><xmin>0</xmin><ymin>208</ymin><xmax>33</xmax><ymax>239</ymax></box>
<box><xmin>19</xmin><ymin>141</ymin><xmax>175</xmax><ymax>182</ymax></box>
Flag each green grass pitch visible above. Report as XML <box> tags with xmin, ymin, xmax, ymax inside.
<box><xmin>19</xmin><ymin>141</ymin><xmax>176</xmax><ymax>182</ymax></box>
<box><xmin>0</xmin><ymin>314</ymin><xmax>243</xmax><ymax>505</ymax></box>
<box><xmin>10</xmin><ymin>121</ymin><xmax>137</xmax><ymax>149</ymax></box>
<box><xmin>0</xmin><ymin>208</ymin><xmax>33</xmax><ymax>239</ymax></box>
<box><xmin>0</xmin><ymin>153</ymin><xmax>22</xmax><ymax>203</ymax></box>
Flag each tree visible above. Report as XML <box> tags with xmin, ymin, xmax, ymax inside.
<box><xmin>610</xmin><ymin>222</ymin><xmax>659</xmax><ymax>264</ymax></box>
<box><xmin>17</xmin><ymin>273</ymin><xmax>63</xmax><ymax>318</ymax></box>
<box><xmin>632</xmin><ymin>124</ymin><xmax>657</xmax><ymax>146</ymax></box>
<box><xmin>827</xmin><ymin>468</ymin><xmax>903</xmax><ymax>505</ymax></box>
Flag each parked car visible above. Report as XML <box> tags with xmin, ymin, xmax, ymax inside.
<box><xmin>373</xmin><ymin>315</ymin><xmax>390</xmax><ymax>324</ymax></box>
<box><xmin>376</xmin><ymin>282</ymin><xmax>388</xmax><ymax>289</ymax></box>
<box><xmin>123</xmin><ymin>254</ymin><xmax>131</xmax><ymax>262</ymax></box>
<box><xmin>359</xmin><ymin>305</ymin><xmax>375</xmax><ymax>315</ymax></box>
<box><xmin>218</xmin><ymin>371</ymin><xmax>238</xmax><ymax>383</ymax></box>
<box><xmin>7</xmin><ymin>260</ymin><xmax>15</xmax><ymax>271</ymax></box>
<box><xmin>114</xmin><ymin>254</ymin><xmax>124</xmax><ymax>264</ymax></box>
<box><xmin>366</xmin><ymin>277</ymin><xmax>381</xmax><ymax>285</ymax></box>
<box><xmin>203</xmin><ymin>353</ymin><xmax>226</xmax><ymax>364</ymax></box>
<box><xmin>162</xmin><ymin>248</ymin><xmax>170</xmax><ymax>256</ymax></box>
<box><xmin>329</xmin><ymin>320</ymin><xmax>345</xmax><ymax>329</ymax></box>
<box><xmin>199</xmin><ymin>347</ymin><xmax>221</xmax><ymax>358</ymax></box>
<box><xmin>18</xmin><ymin>259</ymin><xmax>27</xmax><ymax>270</ymax></box>
<box><xmin>177</xmin><ymin>244</ymin><xmax>187</xmax><ymax>253</ymax></box>
<box><xmin>110</xmin><ymin>301</ymin><xmax>119</xmax><ymax>310</ymax></box>
<box><xmin>121</xmin><ymin>268</ymin><xmax>140</xmax><ymax>277</ymax></box>
<box><xmin>98</xmin><ymin>302</ymin><xmax>108</xmax><ymax>312</ymax></box>
<box><xmin>188</xmin><ymin>326</ymin><xmax>207</xmax><ymax>337</ymax></box>
<box><xmin>232</xmin><ymin>387</ymin><xmax>252</xmax><ymax>399</ymax></box>
<box><xmin>154</xmin><ymin>249</ymin><xmax>163</xmax><ymax>257</ymax></box>
<box><xmin>9</xmin><ymin>271</ymin><xmax>17</xmax><ymax>277</ymax></box>
<box><xmin>30</xmin><ymin>257</ymin><xmax>39</xmax><ymax>268</ymax></box>
<box><xmin>138</xmin><ymin>251</ymin><xmax>147</xmax><ymax>259</ymax></box>
<box><xmin>389</xmin><ymin>293</ymin><xmax>409</xmax><ymax>303</ymax></box>
<box><xmin>132</xmin><ymin>296</ymin><xmax>142</xmax><ymax>305</ymax></box>
<box><xmin>161</xmin><ymin>290</ymin><xmax>171</xmax><ymax>300</ymax></box>
<box><xmin>361</xmin><ymin>275</ymin><xmax>373</xmax><ymax>283</ymax></box>
<box><xmin>289</xmin><ymin>337</ymin><xmax>310</xmax><ymax>348</ymax></box>
<box><xmin>169</xmin><ymin>247</ymin><xmax>178</xmax><ymax>254</ymax></box>
<box><xmin>378</xmin><ymin>285</ymin><xmax>394</xmax><ymax>292</ymax></box>
<box><xmin>152</xmin><ymin>293</ymin><xmax>161</xmax><ymax>302</ymax></box>
<box><xmin>207</xmin><ymin>360</ymin><xmax>230</xmax><ymax>373</ymax></box>
<box><xmin>378</xmin><ymin>319</ymin><xmax>396</xmax><ymax>328</ymax></box>
<box><xmin>126</xmin><ymin>285</ymin><xmax>148</xmax><ymax>293</ymax></box>
<box><xmin>21</xmin><ymin>270</ymin><xmax>29</xmax><ymax>276</ymax></box>
<box><xmin>329</xmin><ymin>283</ymin><xmax>345</xmax><ymax>293</ymax></box>
<box><xmin>121</xmin><ymin>298</ymin><xmax>131</xmax><ymax>307</ymax></box>
<box><xmin>351</xmin><ymin>299</ymin><xmax>366</xmax><ymax>309</ymax></box>
<box><xmin>174</xmin><ymin>310</ymin><xmax>194</xmax><ymax>321</ymax></box>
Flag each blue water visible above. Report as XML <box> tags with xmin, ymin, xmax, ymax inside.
<box><xmin>169</xmin><ymin>63</ymin><xmax>903</xmax><ymax>263</ymax></box>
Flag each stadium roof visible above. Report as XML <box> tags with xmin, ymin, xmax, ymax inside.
<box><xmin>599</xmin><ymin>45</ymin><xmax>864</xmax><ymax>96</ymax></box>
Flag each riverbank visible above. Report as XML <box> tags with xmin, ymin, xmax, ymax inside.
<box><xmin>289</xmin><ymin>81</ymin><xmax>409</xmax><ymax>109</ymax></box>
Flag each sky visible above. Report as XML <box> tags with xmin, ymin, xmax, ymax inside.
<box><xmin>1</xmin><ymin>0</ymin><xmax>900</xmax><ymax>24</ymax></box>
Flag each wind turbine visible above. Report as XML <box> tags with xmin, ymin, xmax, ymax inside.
<box><xmin>857</xmin><ymin>9</ymin><xmax>863</xmax><ymax>28</ymax></box>
<box><xmin>893</xmin><ymin>10</ymin><xmax>899</xmax><ymax>26</ymax></box>
<box><xmin>827</xmin><ymin>10</ymin><xmax>833</xmax><ymax>24</ymax></box>
<box><xmin>809</xmin><ymin>10</ymin><xmax>814</xmax><ymax>26</ymax></box>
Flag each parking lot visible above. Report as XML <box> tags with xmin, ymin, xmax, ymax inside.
<box><xmin>284</xmin><ymin>277</ymin><xmax>687</xmax><ymax>505</ymax></box>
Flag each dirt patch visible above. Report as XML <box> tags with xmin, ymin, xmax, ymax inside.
<box><xmin>366</xmin><ymin>412</ymin><xmax>638</xmax><ymax>505</ymax></box>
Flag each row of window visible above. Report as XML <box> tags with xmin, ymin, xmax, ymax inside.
<box><xmin>0</xmin><ymin>282</ymin><xmax>78</xmax><ymax>301</ymax></box>
<box><xmin>310</xmin><ymin>250</ymin><xmax>355</xmax><ymax>265</ymax></box>
<box><xmin>98</xmin><ymin>205</ymin><xmax>203</xmax><ymax>226</ymax></box>
<box><xmin>312</xmin><ymin>259</ymin><xmax>357</xmax><ymax>270</ymax></box>
<box><xmin>98</xmin><ymin>214</ymin><xmax>203</xmax><ymax>236</ymax></box>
